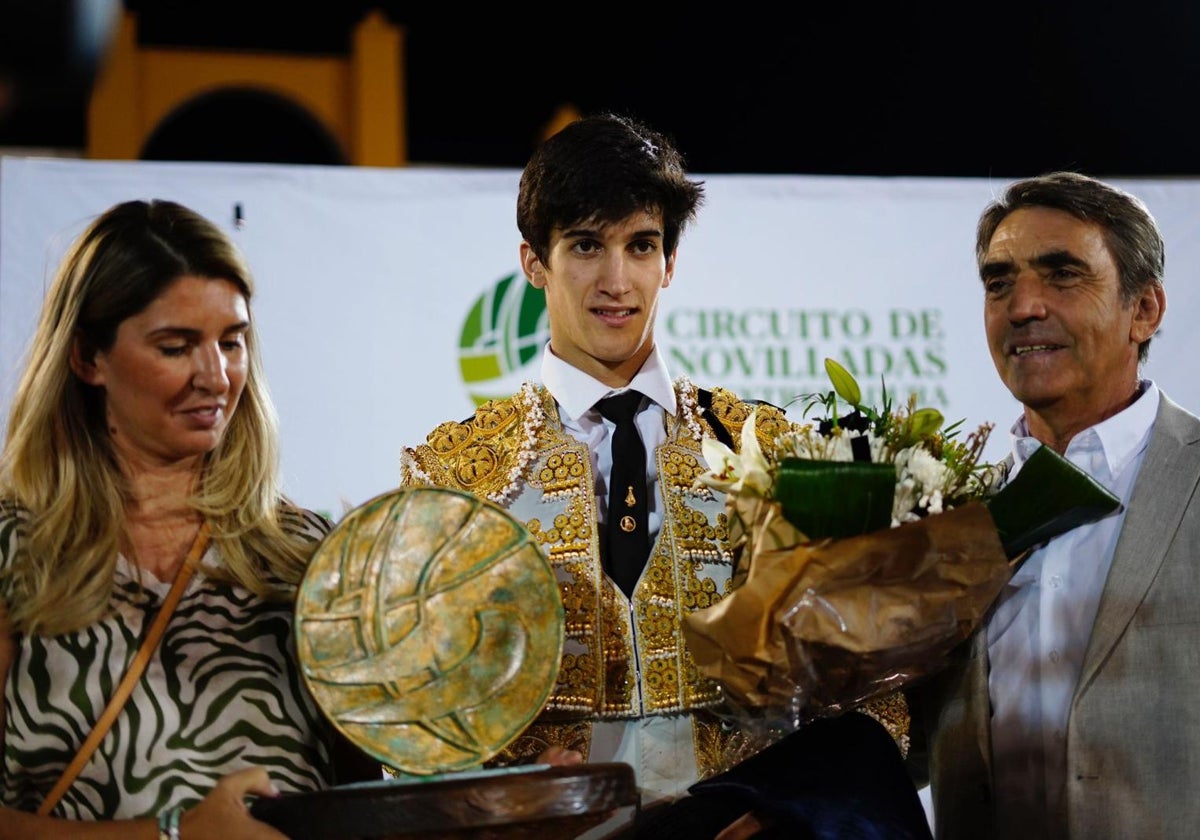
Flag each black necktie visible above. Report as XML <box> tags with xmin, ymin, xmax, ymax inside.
<box><xmin>596</xmin><ymin>391</ymin><xmax>650</xmax><ymax>598</ymax></box>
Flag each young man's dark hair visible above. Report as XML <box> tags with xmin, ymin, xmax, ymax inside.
<box><xmin>516</xmin><ymin>112</ymin><xmax>705</xmax><ymax>266</ymax></box>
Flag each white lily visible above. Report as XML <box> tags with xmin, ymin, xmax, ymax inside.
<box><xmin>695</xmin><ymin>407</ymin><xmax>774</xmax><ymax>497</ymax></box>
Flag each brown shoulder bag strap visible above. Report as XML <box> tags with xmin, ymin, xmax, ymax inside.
<box><xmin>37</xmin><ymin>522</ymin><xmax>212</xmax><ymax>816</ymax></box>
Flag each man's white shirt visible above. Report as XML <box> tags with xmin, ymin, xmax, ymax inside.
<box><xmin>987</xmin><ymin>380</ymin><xmax>1159</xmax><ymax>840</ymax></box>
<box><xmin>540</xmin><ymin>343</ymin><xmax>676</xmax><ymax>541</ymax></box>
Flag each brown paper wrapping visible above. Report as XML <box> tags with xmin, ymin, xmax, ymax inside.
<box><xmin>685</xmin><ymin>499</ymin><xmax>1011</xmax><ymax>719</ymax></box>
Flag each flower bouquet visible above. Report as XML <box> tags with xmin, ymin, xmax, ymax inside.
<box><xmin>681</xmin><ymin>360</ymin><xmax>1120</xmax><ymax>734</ymax></box>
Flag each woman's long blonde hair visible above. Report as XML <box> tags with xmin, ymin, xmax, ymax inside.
<box><xmin>0</xmin><ymin>199</ymin><xmax>317</xmax><ymax>636</ymax></box>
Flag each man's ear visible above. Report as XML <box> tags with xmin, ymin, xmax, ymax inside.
<box><xmin>520</xmin><ymin>241</ymin><xmax>547</xmax><ymax>289</ymax></box>
<box><xmin>662</xmin><ymin>250</ymin><xmax>677</xmax><ymax>289</ymax></box>
<box><xmin>1130</xmin><ymin>282</ymin><xmax>1167</xmax><ymax>345</ymax></box>
<box><xmin>69</xmin><ymin>334</ymin><xmax>104</xmax><ymax>386</ymax></box>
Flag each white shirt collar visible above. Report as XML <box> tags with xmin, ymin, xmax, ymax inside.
<box><xmin>539</xmin><ymin>342</ymin><xmax>677</xmax><ymax>422</ymax></box>
<box><xmin>1009</xmin><ymin>379</ymin><xmax>1160</xmax><ymax>477</ymax></box>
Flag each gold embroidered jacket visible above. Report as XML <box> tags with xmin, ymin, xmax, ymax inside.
<box><xmin>400</xmin><ymin>379</ymin><xmax>907</xmax><ymax>774</ymax></box>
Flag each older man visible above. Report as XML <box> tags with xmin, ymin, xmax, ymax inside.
<box><xmin>911</xmin><ymin>171</ymin><xmax>1200</xmax><ymax>840</ymax></box>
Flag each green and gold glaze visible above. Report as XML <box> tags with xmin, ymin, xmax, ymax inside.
<box><xmin>295</xmin><ymin>488</ymin><xmax>563</xmax><ymax>776</ymax></box>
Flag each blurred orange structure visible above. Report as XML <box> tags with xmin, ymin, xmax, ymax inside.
<box><xmin>87</xmin><ymin>7</ymin><xmax>405</xmax><ymax>166</ymax></box>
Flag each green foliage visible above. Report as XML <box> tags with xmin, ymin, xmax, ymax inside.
<box><xmin>825</xmin><ymin>358</ymin><xmax>861</xmax><ymax>407</ymax></box>
<box><xmin>790</xmin><ymin>358</ymin><xmax>996</xmax><ymax>502</ymax></box>
<box><xmin>800</xmin><ymin>358</ymin><xmax>944</xmax><ymax>446</ymax></box>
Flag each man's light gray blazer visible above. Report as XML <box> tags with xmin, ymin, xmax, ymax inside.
<box><xmin>911</xmin><ymin>391</ymin><xmax>1200</xmax><ymax>839</ymax></box>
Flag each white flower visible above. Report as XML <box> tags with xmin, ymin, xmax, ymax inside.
<box><xmin>693</xmin><ymin>360</ymin><xmax>997</xmax><ymax>531</ymax></box>
<box><xmin>892</xmin><ymin>446</ymin><xmax>955</xmax><ymax>522</ymax></box>
<box><xmin>892</xmin><ymin>475</ymin><xmax>920</xmax><ymax>526</ymax></box>
<box><xmin>696</xmin><ymin>407</ymin><xmax>773</xmax><ymax>496</ymax></box>
<box><xmin>776</xmin><ymin>425</ymin><xmax>876</xmax><ymax>463</ymax></box>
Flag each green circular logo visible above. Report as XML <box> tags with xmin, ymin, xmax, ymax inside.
<box><xmin>458</xmin><ymin>272</ymin><xmax>549</xmax><ymax>406</ymax></box>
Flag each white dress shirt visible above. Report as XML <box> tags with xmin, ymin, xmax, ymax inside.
<box><xmin>540</xmin><ymin>343</ymin><xmax>699</xmax><ymax>814</ymax></box>
<box><xmin>987</xmin><ymin>380</ymin><xmax>1159</xmax><ymax>840</ymax></box>
<box><xmin>540</xmin><ymin>342</ymin><xmax>676</xmax><ymax>541</ymax></box>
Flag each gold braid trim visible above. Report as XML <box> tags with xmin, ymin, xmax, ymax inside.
<box><xmin>401</xmin><ymin>385</ymin><xmax>543</xmax><ymax>502</ymax></box>
<box><xmin>857</xmin><ymin>691</ymin><xmax>911</xmax><ymax>757</ymax></box>
<box><xmin>704</xmin><ymin>387</ymin><xmax>795</xmax><ymax>453</ymax></box>
<box><xmin>488</xmin><ymin>720</ymin><xmax>594</xmax><ymax>767</ymax></box>
<box><xmin>691</xmin><ymin>710</ymin><xmax>762</xmax><ymax>780</ymax></box>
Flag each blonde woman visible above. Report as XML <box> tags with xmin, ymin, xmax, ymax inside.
<box><xmin>0</xmin><ymin>199</ymin><xmax>372</xmax><ymax>838</ymax></box>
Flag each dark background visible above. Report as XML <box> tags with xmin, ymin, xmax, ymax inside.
<box><xmin>3</xmin><ymin>1</ymin><xmax>1200</xmax><ymax>178</ymax></box>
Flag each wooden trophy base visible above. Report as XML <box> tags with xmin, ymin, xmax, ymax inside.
<box><xmin>250</xmin><ymin>762</ymin><xmax>638</xmax><ymax>840</ymax></box>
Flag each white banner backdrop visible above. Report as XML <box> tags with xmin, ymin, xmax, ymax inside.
<box><xmin>2</xmin><ymin>157</ymin><xmax>1197</xmax><ymax>520</ymax></box>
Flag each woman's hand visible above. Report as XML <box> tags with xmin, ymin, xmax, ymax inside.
<box><xmin>178</xmin><ymin>768</ymin><xmax>286</xmax><ymax>839</ymax></box>
<box><xmin>0</xmin><ymin>768</ymin><xmax>284</xmax><ymax>840</ymax></box>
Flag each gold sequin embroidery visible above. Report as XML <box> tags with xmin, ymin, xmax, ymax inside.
<box><xmin>405</xmin><ymin>381</ymin><xmax>803</xmax><ymax>771</ymax></box>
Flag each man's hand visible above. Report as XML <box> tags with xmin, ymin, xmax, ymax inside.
<box><xmin>536</xmin><ymin>746</ymin><xmax>584</xmax><ymax>766</ymax></box>
<box><xmin>715</xmin><ymin>810</ymin><xmax>773</xmax><ymax>840</ymax></box>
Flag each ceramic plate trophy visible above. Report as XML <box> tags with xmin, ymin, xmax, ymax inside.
<box><xmin>251</xmin><ymin>487</ymin><xmax>637</xmax><ymax>839</ymax></box>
